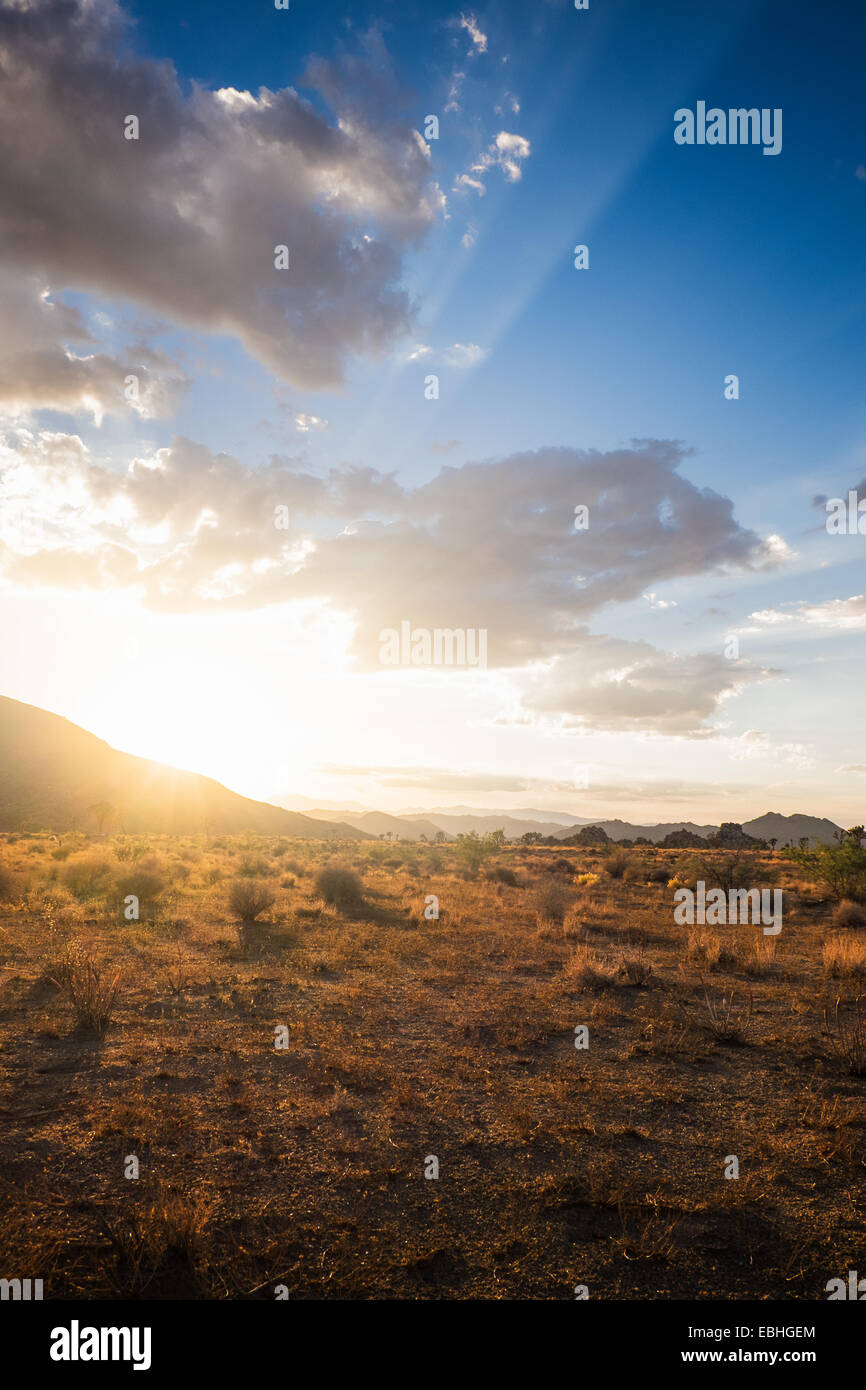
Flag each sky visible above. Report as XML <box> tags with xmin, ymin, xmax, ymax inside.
<box><xmin>0</xmin><ymin>0</ymin><xmax>864</xmax><ymax>825</ymax></box>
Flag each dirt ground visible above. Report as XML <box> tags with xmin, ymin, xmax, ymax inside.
<box><xmin>0</xmin><ymin>832</ymin><xmax>863</xmax><ymax>1299</ymax></box>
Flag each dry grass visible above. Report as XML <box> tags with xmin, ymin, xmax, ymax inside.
<box><xmin>0</xmin><ymin>832</ymin><xmax>860</xmax><ymax>1299</ymax></box>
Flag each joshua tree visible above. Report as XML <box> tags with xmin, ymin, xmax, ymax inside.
<box><xmin>87</xmin><ymin>800</ymin><xmax>116</xmax><ymax>836</ymax></box>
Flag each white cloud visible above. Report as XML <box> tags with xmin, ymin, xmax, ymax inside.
<box><xmin>459</xmin><ymin>14</ymin><xmax>488</xmax><ymax>54</ymax></box>
<box><xmin>749</xmin><ymin>595</ymin><xmax>866</xmax><ymax>633</ymax></box>
<box><xmin>456</xmin><ymin>130</ymin><xmax>531</xmax><ymax>194</ymax></box>
<box><xmin>495</xmin><ymin>93</ymin><xmax>520</xmax><ymax>116</ymax></box>
<box><xmin>0</xmin><ymin>435</ymin><xmax>781</xmax><ymax>733</ymax></box>
<box><xmin>407</xmin><ymin>343</ymin><xmax>489</xmax><ymax>368</ymax></box>
<box><xmin>0</xmin><ymin>1</ymin><xmax>442</xmax><ymax>391</ymax></box>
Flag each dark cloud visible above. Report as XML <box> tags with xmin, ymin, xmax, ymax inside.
<box><xmin>0</xmin><ymin>0</ymin><xmax>441</xmax><ymax>390</ymax></box>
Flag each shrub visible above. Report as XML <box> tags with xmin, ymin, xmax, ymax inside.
<box><xmin>113</xmin><ymin>869</ymin><xmax>166</xmax><ymax>910</ymax></box>
<box><xmin>679</xmin><ymin>850</ymin><xmax>760</xmax><ymax>895</ymax></box>
<box><xmin>237</xmin><ymin>854</ymin><xmax>272</xmax><ymax>878</ymax></box>
<box><xmin>0</xmin><ymin>860</ymin><xmax>18</xmax><ymax>901</ymax></box>
<box><xmin>785</xmin><ymin>840</ymin><xmax>866</xmax><ymax>903</ymax></box>
<box><xmin>564</xmin><ymin>945</ymin><xmax>615</xmax><ymax>990</ymax></box>
<box><xmin>603</xmin><ymin>849</ymin><xmax>633</xmax><ymax>880</ymax></box>
<box><xmin>617</xmin><ymin>952</ymin><xmax>654</xmax><ymax>987</ymax></box>
<box><xmin>228</xmin><ymin>878</ymin><xmax>275</xmax><ymax>922</ymax></box>
<box><xmin>686</xmin><ymin>927</ymin><xmax>741</xmax><ymax>972</ymax></box>
<box><xmin>455</xmin><ymin>830</ymin><xmax>504</xmax><ymax>876</ymax></box>
<box><xmin>56</xmin><ymin>954</ymin><xmax>121</xmax><ymax>1034</ymax></box>
<box><xmin>824</xmin><ymin>993</ymin><xmax>866</xmax><ymax>1074</ymax></box>
<box><xmin>533</xmin><ymin>877</ymin><xmax>572</xmax><ymax>926</ymax></box>
<box><xmin>833</xmin><ymin>900</ymin><xmax>866</xmax><ymax>931</ymax></box>
<box><xmin>823</xmin><ymin>935</ymin><xmax>866</xmax><ymax>979</ymax></box>
<box><xmin>63</xmin><ymin>855</ymin><xmax>115</xmax><ymax>900</ymax></box>
<box><xmin>114</xmin><ymin>838</ymin><xmax>149</xmax><ymax>863</ymax></box>
<box><xmin>314</xmin><ymin>863</ymin><xmax>364</xmax><ymax>908</ymax></box>
<box><xmin>488</xmin><ymin>865</ymin><xmax>519</xmax><ymax>886</ymax></box>
<box><xmin>549</xmin><ymin>858</ymin><xmax>574</xmax><ymax>875</ymax></box>
<box><xmin>45</xmin><ymin>937</ymin><xmax>88</xmax><ymax>990</ymax></box>
<box><xmin>693</xmin><ymin>978</ymin><xmax>754</xmax><ymax>1044</ymax></box>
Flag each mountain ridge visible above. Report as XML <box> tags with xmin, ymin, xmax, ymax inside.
<box><xmin>0</xmin><ymin>695</ymin><xmax>367</xmax><ymax>838</ymax></box>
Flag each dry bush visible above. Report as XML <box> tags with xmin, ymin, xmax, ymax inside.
<box><xmin>44</xmin><ymin>936</ymin><xmax>88</xmax><ymax>990</ymax></box>
<box><xmin>227</xmin><ymin>878</ymin><xmax>275</xmax><ymax>922</ymax></box>
<box><xmin>93</xmin><ymin>1184</ymin><xmax>215</xmax><ymax>1295</ymax></box>
<box><xmin>533</xmin><ymin>877</ymin><xmax>572</xmax><ymax>926</ymax></box>
<box><xmin>487</xmin><ymin>864</ymin><xmax>519</xmax><ymax>886</ymax></box>
<box><xmin>0</xmin><ymin>859</ymin><xmax>19</xmax><ymax>901</ymax></box>
<box><xmin>237</xmin><ymin>854</ymin><xmax>273</xmax><ymax>877</ymax></box>
<box><xmin>823</xmin><ymin>935</ymin><xmax>866</xmax><ymax>980</ymax></box>
<box><xmin>314</xmin><ymin>863</ymin><xmax>364</xmax><ymax>909</ymax></box>
<box><xmin>563</xmin><ymin>944</ymin><xmax>616</xmax><ymax>990</ymax></box>
<box><xmin>602</xmin><ymin>848</ymin><xmax>633</xmax><ymax>879</ymax></box>
<box><xmin>744</xmin><ymin>936</ymin><xmax>779</xmax><ymax>978</ymax></box>
<box><xmin>686</xmin><ymin>926</ymin><xmax>721</xmax><ymax>969</ymax></box>
<box><xmin>616</xmin><ymin>950</ymin><xmax>654</xmax><ymax>987</ymax></box>
<box><xmin>113</xmin><ymin>868</ymin><xmax>167</xmax><ymax>911</ymax></box>
<box><xmin>824</xmin><ymin>993</ymin><xmax>866</xmax><ymax>1075</ymax></box>
<box><xmin>833</xmin><ymin>900</ymin><xmax>866</xmax><ymax>931</ymax></box>
<box><xmin>56</xmin><ymin>953</ymin><xmax>121</xmax><ymax>1034</ymax></box>
<box><xmin>691</xmin><ymin>978</ymin><xmax>754</xmax><ymax>1044</ymax></box>
<box><xmin>62</xmin><ymin>854</ymin><xmax>114</xmax><ymax>900</ymax></box>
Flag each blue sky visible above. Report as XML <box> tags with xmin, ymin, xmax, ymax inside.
<box><xmin>0</xmin><ymin>0</ymin><xmax>864</xmax><ymax>823</ymax></box>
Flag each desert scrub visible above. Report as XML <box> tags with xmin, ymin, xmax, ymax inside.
<box><xmin>56</xmin><ymin>953</ymin><xmax>121</xmax><ymax>1034</ymax></box>
<box><xmin>686</xmin><ymin>926</ymin><xmax>739</xmax><ymax>971</ymax></box>
<box><xmin>533</xmin><ymin>877</ymin><xmax>572</xmax><ymax>926</ymax></box>
<box><xmin>563</xmin><ymin>944</ymin><xmax>615</xmax><ymax>991</ymax></box>
<box><xmin>487</xmin><ymin>864</ymin><xmax>519</xmax><ymax>886</ymax></box>
<box><xmin>62</xmin><ymin>854</ymin><xmax>114</xmax><ymax>900</ymax></box>
<box><xmin>228</xmin><ymin>878</ymin><xmax>275</xmax><ymax>922</ymax></box>
<box><xmin>112</xmin><ymin>868</ymin><xmax>166</xmax><ymax>914</ymax></box>
<box><xmin>602</xmin><ymin>848</ymin><xmax>633</xmax><ymax>879</ymax></box>
<box><xmin>313</xmin><ymin>863</ymin><xmax>365</xmax><ymax>909</ymax></box>
<box><xmin>0</xmin><ymin>858</ymin><xmax>19</xmax><ymax>901</ymax></box>
<box><xmin>823</xmin><ymin>935</ymin><xmax>866</xmax><ymax>980</ymax></box>
<box><xmin>237</xmin><ymin>854</ymin><xmax>273</xmax><ymax>878</ymax></box>
<box><xmin>616</xmin><ymin>950</ymin><xmax>654</xmax><ymax>986</ymax></box>
<box><xmin>833</xmin><ymin>900</ymin><xmax>866</xmax><ymax>930</ymax></box>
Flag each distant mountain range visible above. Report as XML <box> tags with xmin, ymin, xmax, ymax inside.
<box><xmin>0</xmin><ymin>696</ymin><xmax>368</xmax><ymax>838</ymax></box>
<box><xmin>270</xmin><ymin>799</ymin><xmax>846</xmax><ymax>847</ymax></box>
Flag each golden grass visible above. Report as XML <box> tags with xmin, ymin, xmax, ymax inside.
<box><xmin>0</xmin><ymin>832</ymin><xmax>861</xmax><ymax>1298</ymax></box>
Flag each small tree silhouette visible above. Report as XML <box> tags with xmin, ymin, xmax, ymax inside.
<box><xmin>87</xmin><ymin>800</ymin><xmax>116</xmax><ymax>835</ymax></box>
